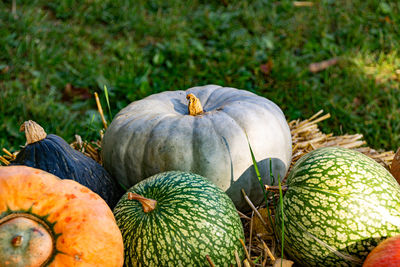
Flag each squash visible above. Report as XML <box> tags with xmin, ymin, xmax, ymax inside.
<box><xmin>103</xmin><ymin>84</ymin><xmax>292</xmax><ymax>211</ymax></box>
<box><xmin>390</xmin><ymin>148</ymin><xmax>400</xmax><ymax>184</ymax></box>
<box><xmin>363</xmin><ymin>235</ymin><xmax>400</xmax><ymax>267</ymax></box>
<box><xmin>275</xmin><ymin>147</ymin><xmax>400</xmax><ymax>266</ymax></box>
<box><xmin>0</xmin><ymin>165</ymin><xmax>124</xmax><ymax>266</ymax></box>
<box><xmin>113</xmin><ymin>171</ymin><xmax>245</xmax><ymax>266</ymax></box>
<box><xmin>11</xmin><ymin>120</ymin><xmax>124</xmax><ymax>208</ymax></box>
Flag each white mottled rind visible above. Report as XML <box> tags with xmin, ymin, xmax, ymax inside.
<box><xmin>102</xmin><ymin>85</ymin><xmax>292</xmax><ymax>211</ymax></box>
<box><xmin>113</xmin><ymin>171</ymin><xmax>245</xmax><ymax>266</ymax></box>
<box><xmin>276</xmin><ymin>147</ymin><xmax>400</xmax><ymax>267</ymax></box>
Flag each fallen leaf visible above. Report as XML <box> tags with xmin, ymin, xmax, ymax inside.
<box><xmin>1</xmin><ymin>65</ymin><xmax>9</xmax><ymax>74</ymax></box>
<box><xmin>293</xmin><ymin>1</ymin><xmax>313</xmax><ymax>7</ymax></box>
<box><xmin>352</xmin><ymin>97</ymin><xmax>361</xmax><ymax>107</ymax></box>
<box><xmin>309</xmin><ymin>58</ymin><xmax>339</xmax><ymax>73</ymax></box>
<box><xmin>260</xmin><ymin>60</ymin><xmax>273</xmax><ymax>76</ymax></box>
<box><xmin>252</xmin><ymin>207</ymin><xmax>274</xmax><ymax>235</ymax></box>
<box><xmin>62</xmin><ymin>83</ymin><xmax>91</xmax><ymax>102</ymax></box>
<box><xmin>273</xmin><ymin>258</ymin><xmax>294</xmax><ymax>267</ymax></box>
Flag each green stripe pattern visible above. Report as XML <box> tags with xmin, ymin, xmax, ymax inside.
<box><xmin>276</xmin><ymin>147</ymin><xmax>400</xmax><ymax>266</ymax></box>
<box><xmin>113</xmin><ymin>171</ymin><xmax>245</xmax><ymax>267</ymax></box>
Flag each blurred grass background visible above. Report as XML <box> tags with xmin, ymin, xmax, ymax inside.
<box><xmin>1</xmin><ymin>0</ymin><xmax>399</xmax><ymax>152</ymax></box>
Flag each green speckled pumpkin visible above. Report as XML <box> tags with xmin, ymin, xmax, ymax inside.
<box><xmin>113</xmin><ymin>171</ymin><xmax>245</xmax><ymax>266</ymax></box>
<box><xmin>276</xmin><ymin>147</ymin><xmax>400</xmax><ymax>266</ymax></box>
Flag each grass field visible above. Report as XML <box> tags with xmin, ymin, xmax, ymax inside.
<box><xmin>1</xmin><ymin>0</ymin><xmax>399</xmax><ymax>152</ymax></box>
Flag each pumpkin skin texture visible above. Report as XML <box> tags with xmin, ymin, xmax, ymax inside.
<box><xmin>113</xmin><ymin>171</ymin><xmax>245</xmax><ymax>266</ymax></box>
<box><xmin>363</xmin><ymin>235</ymin><xmax>400</xmax><ymax>267</ymax></box>
<box><xmin>103</xmin><ymin>85</ymin><xmax>292</xmax><ymax>211</ymax></box>
<box><xmin>12</xmin><ymin>121</ymin><xmax>124</xmax><ymax>209</ymax></box>
<box><xmin>0</xmin><ymin>165</ymin><xmax>124</xmax><ymax>267</ymax></box>
<box><xmin>275</xmin><ymin>147</ymin><xmax>400</xmax><ymax>266</ymax></box>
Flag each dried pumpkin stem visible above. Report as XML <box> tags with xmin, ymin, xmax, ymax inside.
<box><xmin>264</xmin><ymin>185</ymin><xmax>288</xmax><ymax>191</ymax></box>
<box><xmin>11</xmin><ymin>235</ymin><xmax>23</xmax><ymax>247</ymax></box>
<box><xmin>127</xmin><ymin>192</ymin><xmax>157</xmax><ymax>212</ymax></box>
<box><xmin>186</xmin><ymin>93</ymin><xmax>203</xmax><ymax>116</ymax></box>
<box><xmin>20</xmin><ymin>120</ymin><xmax>47</xmax><ymax>144</ymax></box>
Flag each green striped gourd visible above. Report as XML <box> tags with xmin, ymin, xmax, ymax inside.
<box><xmin>275</xmin><ymin>147</ymin><xmax>400</xmax><ymax>266</ymax></box>
<box><xmin>113</xmin><ymin>171</ymin><xmax>245</xmax><ymax>266</ymax></box>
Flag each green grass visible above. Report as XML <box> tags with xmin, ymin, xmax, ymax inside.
<box><xmin>1</xmin><ymin>0</ymin><xmax>400</xmax><ymax>152</ymax></box>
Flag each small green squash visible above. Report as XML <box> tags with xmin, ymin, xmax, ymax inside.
<box><xmin>113</xmin><ymin>171</ymin><xmax>245</xmax><ymax>266</ymax></box>
<box><xmin>276</xmin><ymin>147</ymin><xmax>400</xmax><ymax>266</ymax></box>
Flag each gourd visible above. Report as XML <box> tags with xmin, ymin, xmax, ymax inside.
<box><xmin>363</xmin><ymin>235</ymin><xmax>400</xmax><ymax>267</ymax></box>
<box><xmin>113</xmin><ymin>171</ymin><xmax>245</xmax><ymax>266</ymax></box>
<box><xmin>11</xmin><ymin>120</ymin><xmax>124</xmax><ymax>208</ymax></box>
<box><xmin>275</xmin><ymin>147</ymin><xmax>400</xmax><ymax>266</ymax></box>
<box><xmin>390</xmin><ymin>148</ymin><xmax>400</xmax><ymax>183</ymax></box>
<box><xmin>0</xmin><ymin>165</ymin><xmax>124</xmax><ymax>266</ymax></box>
<box><xmin>103</xmin><ymin>85</ymin><xmax>292</xmax><ymax>211</ymax></box>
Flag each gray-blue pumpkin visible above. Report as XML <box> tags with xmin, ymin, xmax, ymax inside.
<box><xmin>102</xmin><ymin>85</ymin><xmax>292</xmax><ymax>211</ymax></box>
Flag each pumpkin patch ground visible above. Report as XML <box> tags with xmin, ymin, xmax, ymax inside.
<box><xmin>0</xmin><ymin>101</ymin><xmax>396</xmax><ymax>266</ymax></box>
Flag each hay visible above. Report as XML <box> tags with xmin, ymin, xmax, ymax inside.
<box><xmin>0</xmin><ymin>110</ymin><xmax>395</xmax><ymax>266</ymax></box>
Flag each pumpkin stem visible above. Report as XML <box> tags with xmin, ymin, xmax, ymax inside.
<box><xmin>11</xmin><ymin>235</ymin><xmax>23</xmax><ymax>247</ymax></box>
<box><xmin>264</xmin><ymin>185</ymin><xmax>288</xmax><ymax>191</ymax></box>
<box><xmin>128</xmin><ymin>192</ymin><xmax>157</xmax><ymax>213</ymax></box>
<box><xmin>186</xmin><ymin>93</ymin><xmax>203</xmax><ymax>116</ymax></box>
<box><xmin>20</xmin><ymin>120</ymin><xmax>47</xmax><ymax>144</ymax></box>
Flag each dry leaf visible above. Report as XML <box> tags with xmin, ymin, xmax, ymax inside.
<box><xmin>293</xmin><ymin>1</ymin><xmax>313</xmax><ymax>7</ymax></box>
<box><xmin>252</xmin><ymin>207</ymin><xmax>274</xmax><ymax>235</ymax></box>
<box><xmin>62</xmin><ymin>83</ymin><xmax>91</xmax><ymax>102</ymax></box>
<box><xmin>273</xmin><ymin>258</ymin><xmax>294</xmax><ymax>267</ymax></box>
<box><xmin>260</xmin><ymin>60</ymin><xmax>273</xmax><ymax>76</ymax></box>
<box><xmin>309</xmin><ymin>58</ymin><xmax>339</xmax><ymax>73</ymax></box>
<box><xmin>1</xmin><ymin>65</ymin><xmax>9</xmax><ymax>74</ymax></box>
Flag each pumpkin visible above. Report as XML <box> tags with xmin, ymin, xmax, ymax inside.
<box><xmin>390</xmin><ymin>148</ymin><xmax>400</xmax><ymax>184</ymax></box>
<box><xmin>363</xmin><ymin>235</ymin><xmax>400</xmax><ymax>267</ymax></box>
<box><xmin>275</xmin><ymin>147</ymin><xmax>400</xmax><ymax>266</ymax></box>
<box><xmin>0</xmin><ymin>165</ymin><xmax>124</xmax><ymax>266</ymax></box>
<box><xmin>113</xmin><ymin>171</ymin><xmax>245</xmax><ymax>266</ymax></box>
<box><xmin>102</xmin><ymin>84</ymin><xmax>292</xmax><ymax>211</ymax></box>
<box><xmin>11</xmin><ymin>120</ymin><xmax>124</xmax><ymax>208</ymax></box>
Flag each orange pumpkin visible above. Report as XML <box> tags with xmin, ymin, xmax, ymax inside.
<box><xmin>0</xmin><ymin>166</ymin><xmax>124</xmax><ymax>266</ymax></box>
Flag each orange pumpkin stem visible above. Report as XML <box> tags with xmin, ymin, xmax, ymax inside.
<box><xmin>186</xmin><ymin>93</ymin><xmax>204</xmax><ymax>116</ymax></box>
<box><xmin>20</xmin><ymin>120</ymin><xmax>47</xmax><ymax>144</ymax></box>
<box><xmin>127</xmin><ymin>192</ymin><xmax>157</xmax><ymax>213</ymax></box>
<box><xmin>391</xmin><ymin>148</ymin><xmax>400</xmax><ymax>184</ymax></box>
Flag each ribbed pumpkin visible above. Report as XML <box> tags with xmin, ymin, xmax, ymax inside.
<box><xmin>113</xmin><ymin>171</ymin><xmax>245</xmax><ymax>266</ymax></box>
<box><xmin>103</xmin><ymin>85</ymin><xmax>292</xmax><ymax>211</ymax></box>
<box><xmin>0</xmin><ymin>165</ymin><xmax>124</xmax><ymax>266</ymax></box>
<box><xmin>11</xmin><ymin>120</ymin><xmax>124</xmax><ymax>208</ymax></box>
<box><xmin>276</xmin><ymin>147</ymin><xmax>400</xmax><ymax>266</ymax></box>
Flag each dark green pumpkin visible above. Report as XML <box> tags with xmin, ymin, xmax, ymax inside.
<box><xmin>11</xmin><ymin>121</ymin><xmax>124</xmax><ymax>208</ymax></box>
